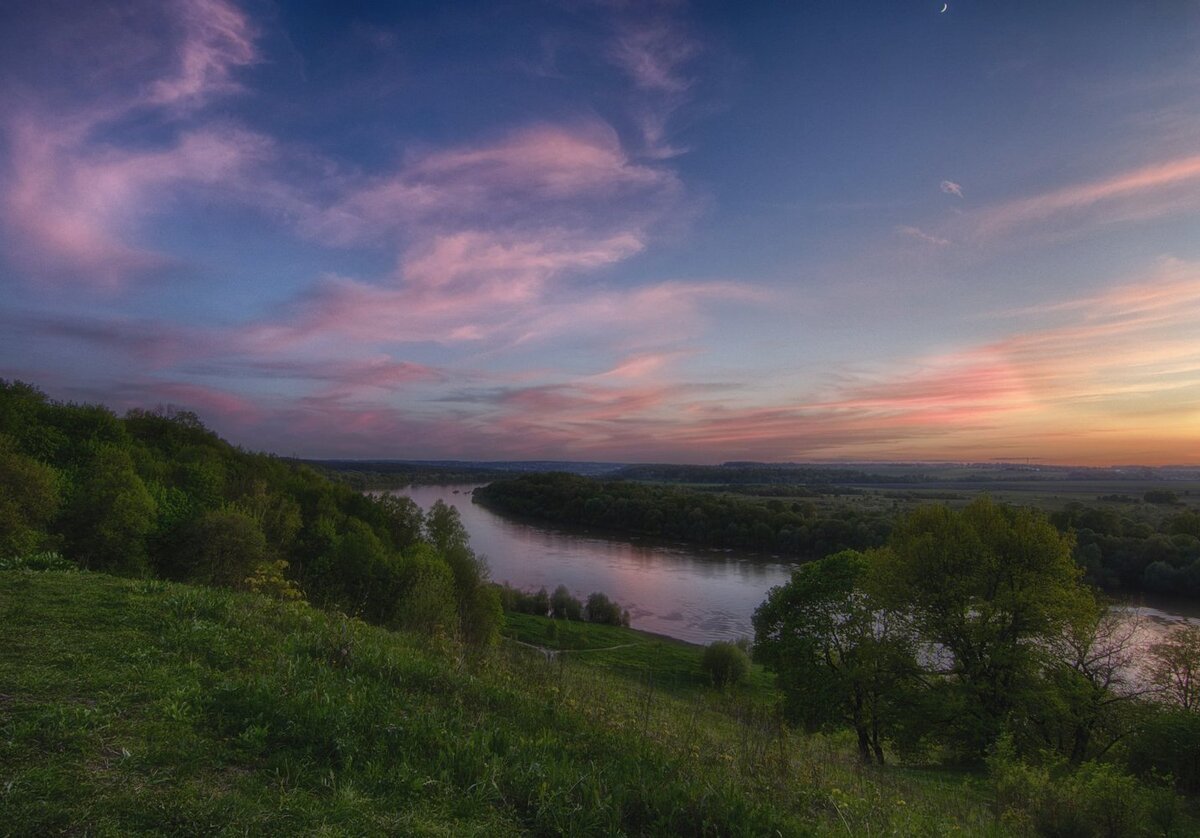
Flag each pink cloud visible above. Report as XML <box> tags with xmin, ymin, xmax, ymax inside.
<box><xmin>895</xmin><ymin>225</ymin><xmax>950</xmax><ymax>247</ymax></box>
<box><xmin>144</xmin><ymin>0</ymin><xmax>258</xmax><ymax>108</ymax></box>
<box><xmin>974</xmin><ymin>154</ymin><xmax>1200</xmax><ymax>239</ymax></box>
<box><xmin>309</xmin><ymin>121</ymin><xmax>676</xmax><ymax>246</ymax></box>
<box><xmin>593</xmin><ymin>350</ymin><xmax>692</xmax><ymax>380</ymax></box>
<box><xmin>609</xmin><ymin>20</ymin><xmax>699</xmax><ymax>94</ymax></box>
<box><xmin>1</xmin><ymin>116</ymin><xmax>273</xmax><ymax>287</ymax></box>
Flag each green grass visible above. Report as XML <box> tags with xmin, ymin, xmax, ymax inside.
<box><xmin>501</xmin><ymin>613</ymin><xmax>776</xmax><ymax>700</ymax></box>
<box><xmin>1</xmin><ymin>570</ymin><xmax>1013</xmax><ymax>836</ymax></box>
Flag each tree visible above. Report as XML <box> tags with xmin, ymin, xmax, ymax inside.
<box><xmin>171</xmin><ymin>508</ymin><xmax>267</xmax><ymax>589</ymax></box>
<box><xmin>375</xmin><ymin>493</ymin><xmax>425</xmax><ymax>551</ymax></box>
<box><xmin>425</xmin><ymin>499</ymin><xmax>468</xmax><ymax>554</ymax></box>
<box><xmin>550</xmin><ymin>584</ymin><xmax>582</xmax><ymax>620</ymax></box>
<box><xmin>0</xmin><ymin>434</ymin><xmax>60</xmax><ymax>557</ymax></box>
<box><xmin>874</xmin><ymin>498</ymin><xmax>1090</xmax><ymax>760</ymax></box>
<box><xmin>63</xmin><ymin>444</ymin><xmax>156</xmax><ymax>575</ymax></box>
<box><xmin>584</xmin><ymin>591</ymin><xmax>629</xmax><ymax>626</ymax></box>
<box><xmin>702</xmin><ymin>642</ymin><xmax>750</xmax><ymax>688</ymax></box>
<box><xmin>1037</xmin><ymin>605</ymin><xmax>1148</xmax><ymax>765</ymax></box>
<box><xmin>754</xmin><ymin>549</ymin><xmax>917</xmax><ymax>764</ymax></box>
<box><xmin>1149</xmin><ymin>624</ymin><xmax>1200</xmax><ymax>712</ymax></box>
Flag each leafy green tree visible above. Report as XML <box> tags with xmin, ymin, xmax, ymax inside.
<box><xmin>550</xmin><ymin>584</ymin><xmax>582</xmax><ymax>620</ymax></box>
<box><xmin>1149</xmin><ymin>624</ymin><xmax>1200</xmax><ymax>711</ymax></box>
<box><xmin>875</xmin><ymin>498</ymin><xmax>1090</xmax><ymax>760</ymax></box>
<box><xmin>375</xmin><ymin>493</ymin><xmax>425</xmax><ymax>551</ymax></box>
<box><xmin>172</xmin><ymin>508</ymin><xmax>268</xmax><ymax>589</ymax></box>
<box><xmin>754</xmin><ymin>549</ymin><xmax>916</xmax><ymax>763</ymax></box>
<box><xmin>584</xmin><ymin>591</ymin><xmax>629</xmax><ymax>626</ymax></box>
<box><xmin>425</xmin><ymin>499</ymin><xmax>468</xmax><ymax>554</ymax></box>
<box><xmin>1037</xmin><ymin>605</ymin><xmax>1146</xmax><ymax>765</ymax></box>
<box><xmin>63</xmin><ymin>444</ymin><xmax>156</xmax><ymax>575</ymax></box>
<box><xmin>701</xmin><ymin>641</ymin><xmax>750</xmax><ymax>688</ymax></box>
<box><xmin>0</xmin><ymin>434</ymin><xmax>60</xmax><ymax>557</ymax></box>
<box><xmin>396</xmin><ymin>544</ymin><xmax>458</xmax><ymax>636</ymax></box>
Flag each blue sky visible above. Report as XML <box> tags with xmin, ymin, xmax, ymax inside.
<box><xmin>2</xmin><ymin>0</ymin><xmax>1199</xmax><ymax>464</ymax></box>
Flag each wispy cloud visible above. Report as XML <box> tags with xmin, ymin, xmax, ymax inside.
<box><xmin>974</xmin><ymin>154</ymin><xmax>1200</xmax><ymax>239</ymax></box>
<box><xmin>609</xmin><ymin>19</ymin><xmax>698</xmax><ymax>94</ymax></box>
<box><xmin>896</xmin><ymin>225</ymin><xmax>950</xmax><ymax>247</ymax></box>
<box><xmin>940</xmin><ymin>180</ymin><xmax>963</xmax><ymax>198</ymax></box>
<box><xmin>0</xmin><ymin>0</ymin><xmax>264</xmax><ymax>288</ymax></box>
<box><xmin>1</xmin><ymin>117</ymin><xmax>273</xmax><ymax>287</ymax></box>
<box><xmin>144</xmin><ymin>0</ymin><xmax>257</xmax><ymax>109</ymax></box>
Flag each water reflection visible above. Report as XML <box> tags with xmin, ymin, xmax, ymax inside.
<box><xmin>389</xmin><ymin>484</ymin><xmax>799</xmax><ymax>644</ymax></box>
<box><xmin>389</xmin><ymin>484</ymin><xmax>1200</xmax><ymax>652</ymax></box>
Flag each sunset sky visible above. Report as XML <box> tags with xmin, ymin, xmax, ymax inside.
<box><xmin>2</xmin><ymin>0</ymin><xmax>1199</xmax><ymax>465</ymax></box>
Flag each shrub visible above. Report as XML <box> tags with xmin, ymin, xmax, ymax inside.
<box><xmin>0</xmin><ymin>551</ymin><xmax>76</xmax><ymax>572</ymax></box>
<box><xmin>987</xmin><ymin>734</ymin><xmax>1178</xmax><ymax>837</ymax></box>
<box><xmin>701</xmin><ymin>641</ymin><xmax>750</xmax><ymax>688</ymax></box>
<box><xmin>1125</xmin><ymin>708</ymin><xmax>1200</xmax><ymax>793</ymax></box>
<box><xmin>550</xmin><ymin>584</ymin><xmax>582</xmax><ymax>620</ymax></box>
<box><xmin>584</xmin><ymin>591</ymin><xmax>629</xmax><ymax>626</ymax></box>
<box><xmin>169</xmin><ymin>508</ymin><xmax>267</xmax><ymax>589</ymax></box>
<box><xmin>244</xmin><ymin>559</ymin><xmax>303</xmax><ymax>601</ymax></box>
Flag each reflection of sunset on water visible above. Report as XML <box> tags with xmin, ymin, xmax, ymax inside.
<box><xmin>395</xmin><ymin>485</ymin><xmax>1200</xmax><ymax>658</ymax></box>
<box><xmin>394</xmin><ymin>484</ymin><xmax>798</xmax><ymax>644</ymax></box>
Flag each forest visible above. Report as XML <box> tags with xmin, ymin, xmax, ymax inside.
<box><xmin>475</xmin><ymin>472</ymin><xmax>1200</xmax><ymax>597</ymax></box>
<box><xmin>0</xmin><ymin>380</ymin><xmax>502</xmax><ymax>644</ymax></box>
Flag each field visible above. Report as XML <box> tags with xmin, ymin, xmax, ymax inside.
<box><xmin>501</xmin><ymin>612</ymin><xmax>777</xmax><ymax>700</ymax></box>
<box><xmin>1</xmin><ymin>569</ymin><xmax>1015</xmax><ymax>836</ymax></box>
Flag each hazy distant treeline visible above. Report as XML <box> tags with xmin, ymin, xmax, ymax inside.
<box><xmin>474</xmin><ymin>472</ymin><xmax>892</xmax><ymax>556</ymax></box>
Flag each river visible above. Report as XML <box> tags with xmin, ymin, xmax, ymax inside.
<box><xmin>391</xmin><ymin>484</ymin><xmax>1200</xmax><ymax>649</ymax></box>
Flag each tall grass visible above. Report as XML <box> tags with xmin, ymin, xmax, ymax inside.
<box><xmin>3</xmin><ymin>570</ymin><xmax>1017</xmax><ymax>835</ymax></box>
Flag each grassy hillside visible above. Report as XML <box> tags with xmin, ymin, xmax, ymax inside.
<box><xmin>1</xmin><ymin>570</ymin><xmax>1006</xmax><ymax>836</ymax></box>
<box><xmin>501</xmin><ymin>612</ymin><xmax>776</xmax><ymax>701</ymax></box>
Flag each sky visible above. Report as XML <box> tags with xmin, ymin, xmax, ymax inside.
<box><xmin>1</xmin><ymin>0</ymin><xmax>1199</xmax><ymax>465</ymax></box>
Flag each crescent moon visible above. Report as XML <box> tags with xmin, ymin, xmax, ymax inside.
<box><xmin>940</xmin><ymin>3</ymin><xmax>948</xmax><ymax>11</ymax></box>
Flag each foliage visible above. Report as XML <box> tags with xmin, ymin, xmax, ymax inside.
<box><xmin>987</xmin><ymin>735</ymin><xmax>1181</xmax><ymax>837</ymax></box>
<box><xmin>701</xmin><ymin>641</ymin><xmax>751</xmax><ymax>688</ymax></box>
<box><xmin>0</xmin><ymin>434</ymin><xmax>60</xmax><ymax>557</ymax></box>
<box><xmin>1124</xmin><ymin>707</ymin><xmax>1200</xmax><ymax>793</ymax></box>
<box><xmin>62</xmin><ymin>443</ymin><xmax>157</xmax><ymax>575</ymax></box>
<box><xmin>243</xmin><ymin>559</ymin><xmax>303</xmax><ymax>601</ymax></box>
<box><xmin>876</xmin><ymin>498</ymin><xmax>1090</xmax><ymax>760</ymax></box>
<box><xmin>475</xmin><ymin>472</ymin><xmax>891</xmax><ymax>556</ymax></box>
<box><xmin>496</xmin><ymin>583</ymin><xmax>551</xmax><ymax>616</ymax></box>
<box><xmin>169</xmin><ymin>508</ymin><xmax>267</xmax><ymax>589</ymax></box>
<box><xmin>550</xmin><ymin>583</ymin><xmax>583</xmax><ymax>620</ymax></box>
<box><xmin>0</xmin><ymin>380</ymin><xmax>500</xmax><ymax>646</ymax></box>
<box><xmin>1148</xmin><ymin>624</ymin><xmax>1200</xmax><ymax>712</ymax></box>
<box><xmin>754</xmin><ymin>549</ymin><xmax>918</xmax><ymax>763</ymax></box>
<box><xmin>584</xmin><ymin>591</ymin><xmax>630</xmax><ymax>626</ymax></box>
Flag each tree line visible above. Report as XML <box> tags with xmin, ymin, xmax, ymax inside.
<box><xmin>473</xmin><ymin>472</ymin><xmax>891</xmax><ymax>556</ymax></box>
<box><xmin>476</xmin><ymin>473</ymin><xmax>1200</xmax><ymax>599</ymax></box>
<box><xmin>0</xmin><ymin>380</ymin><xmax>500</xmax><ymax>645</ymax></box>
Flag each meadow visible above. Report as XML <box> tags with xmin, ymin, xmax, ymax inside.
<box><xmin>2</xmin><ymin>568</ymin><xmax>1021</xmax><ymax>836</ymax></box>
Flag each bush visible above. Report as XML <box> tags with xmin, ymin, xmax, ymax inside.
<box><xmin>701</xmin><ymin>641</ymin><xmax>750</xmax><ymax>688</ymax></box>
<box><xmin>168</xmin><ymin>508</ymin><xmax>267</xmax><ymax>589</ymax></box>
<box><xmin>550</xmin><ymin>584</ymin><xmax>582</xmax><ymax>620</ymax></box>
<box><xmin>988</xmin><ymin>735</ymin><xmax>1179</xmax><ymax>837</ymax></box>
<box><xmin>244</xmin><ymin>559</ymin><xmax>303</xmax><ymax>601</ymax></box>
<box><xmin>1125</xmin><ymin>708</ymin><xmax>1200</xmax><ymax>793</ymax></box>
<box><xmin>0</xmin><ymin>551</ymin><xmax>76</xmax><ymax>572</ymax></box>
<box><xmin>584</xmin><ymin>591</ymin><xmax>629</xmax><ymax>626</ymax></box>
<box><xmin>496</xmin><ymin>584</ymin><xmax>551</xmax><ymax>616</ymax></box>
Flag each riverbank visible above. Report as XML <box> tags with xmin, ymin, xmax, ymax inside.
<box><xmin>500</xmin><ymin>612</ymin><xmax>777</xmax><ymax>700</ymax></box>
